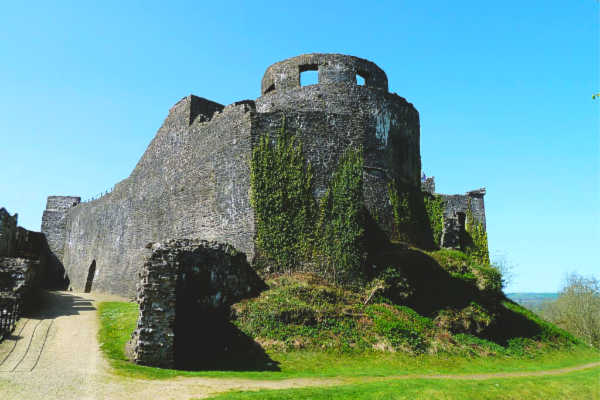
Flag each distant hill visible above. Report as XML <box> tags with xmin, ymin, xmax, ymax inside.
<box><xmin>507</xmin><ymin>293</ymin><xmax>558</xmax><ymax>311</ymax></box>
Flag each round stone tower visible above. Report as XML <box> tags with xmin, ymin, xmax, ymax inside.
<box><xmin>256</xmin><ymin>53</ymin><xmax>421</xmax><ymax>190</ymax></box>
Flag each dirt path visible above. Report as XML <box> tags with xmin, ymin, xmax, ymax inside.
<box><xmin>0</xmin><ymin>291</ymin><xmax>598</xmax><ymax>400</ymax></box>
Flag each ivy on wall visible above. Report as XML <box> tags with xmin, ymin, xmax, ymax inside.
<box><xmin>317</xmin><ymin>147</ymin><xmax>365</xmax><ymax>284</ymax></box>
<box><xmin>387</xmin><ymin>181</ymin><xmax>435</xmax><ymax>249</ymax></box>
<box><xmin>463</xmin><ymin>199</ymin><xmax>490</xmax><ymax>265</ymax></box>
<box><xmin>423</xmin><ymin>194</ymin><xmax>444</xmax><ymax>247</ymax></box>
<box><xmin>250</xmin><ymin>120</ymin><xmax>315</xmax><ymax>272</ymax></box>
<box><xmin>388</xmin><ymin>180</ymin><xmax>411</xmax><ymax>243</ymax></box>
<box><xmin>250</xmin><ymin>121</ymin><xmax>366</xmax><ymax>284</ymax></box>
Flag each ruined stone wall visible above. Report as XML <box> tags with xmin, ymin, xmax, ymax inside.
<box><xmin>422</xmin><ymin>177</ymin><xmax>435</xmax><ymax>194</ymax></box>
<box><xmin>0</xmin><ymin>208</ymin><xmax>17</xmax><ymax>257</ymax></box>
<box><xmin>0</xmin><ymin>257</ymin><xmax>41</xmax><ymax>298</ymax></box>
<box><xmin>440</xmin><ymin>189</ymin><xmax>486</xmax><ymax>228</ymax></box>
<box><xmin>41</xmin><ymin>196</ymin><xmax>81</xmax><ymax>262</ymax></box>
<box><xmin>60</xmin><ymin>97</ymin><xmax>255</xmax><ymax>297</ymax></box>
<box><xmin>128</xmin><ymin>239</ymin><xmax>264</xmax><ymax>368</ymax></box>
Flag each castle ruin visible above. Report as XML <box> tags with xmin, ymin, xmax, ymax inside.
<box><xmin>17</xmin><ymin>54</ymin><xmax>489</xmax><ymax>366</ymax></box>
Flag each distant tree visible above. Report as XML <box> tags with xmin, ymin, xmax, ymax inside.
<box><xmin>541</xmin><ymin>273</ymin><xmax>600</xmax><ymax>348</ymax></box>
<box><xmin>491</xmin><ymin>254</ymin><xmax>516</xmax><ymax>290</ymax></box>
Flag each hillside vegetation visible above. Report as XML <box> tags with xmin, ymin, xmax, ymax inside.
<box><xmin>232</xmin><ymin>248</ymin><xmax>580</xmax><ymax>358</ymax></box>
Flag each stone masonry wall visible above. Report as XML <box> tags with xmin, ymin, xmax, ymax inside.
<box><xmin>60</xmin><ymin>97</ymin><xmax>255</xmax><ymax>297</ymax></box>
<box><xmin>418</xmin><ymin>177</ymin><xmax>487</xmax><ymax>250</ymax></box>
<box><xmin>439</xmin><ymin>190</ymin><xmax>486</xmax><ymax>250</ymax></box>
<box><xmin>41</xmin><ymin>196</ymin><xmax>81</xmax><ymax>262</ymax></box>
<box><xmin>0</xmin><ymin>208</ymin><xmax>17</xmax><ymax>257</ymax></box>
<box><xmin>440</xmin><ymin>189</ymin><xmax>486</xmax><ymax>228</ymax></box>
<box><xmin>256</xmin><ymin>80</ymin><xmax>421</xmax><ymax>189</ymax></box>
<box><xmin>0</xmin><ymin>257</ymin><xmax>41</xmax><ymax>299</ymax></box>
<box><xmin>128</xmin><ymin>239</ymin><xmax>264</xmax><ymax>368</ymax></box>
<box><xmin>252</xmin><ymin>110</ymin><xmax>398</xmax><ymax>234</ymax></box>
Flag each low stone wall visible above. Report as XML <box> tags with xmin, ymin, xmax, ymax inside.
<box><xmin>0</xmin><ymin>257</ymin><xmax>41</xmax><ymax>299</ymax></box>
<box><xmin>128</xmin><ymin>239</ymin><xmax>265</xmax><ymax>368</ymax></box>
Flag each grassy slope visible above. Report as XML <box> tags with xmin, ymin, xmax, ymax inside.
<box><xmin>98</xmin><ymin>301</ymin><xmax>599</xmax><ymax>381</ymax></box>
<box><xmin>201</xmin><ymin>367</ymin><xmax>600</xmax><ymax>400</ymax></box>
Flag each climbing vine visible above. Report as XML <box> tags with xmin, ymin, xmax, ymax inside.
<box><xmin>388</xmin><ymin>180</ymin><xmax>411</xmax><ymax>243</ymax></box>
<box><xmin>317</xmin><ymin>147</ymin><xmax>365</xmax><ymax>284</ymax></box>
<box><xmin>250</xmin><ymin>119</ymin><xmax>316</xmax><ymax>272</ymax></box>
<box><xmin>251</xmin><ymin>121</ymin><xmax>366</xmax><ymax>284</ymax></box>
<box><xmin>423</xmin><ymin>194</ymin><xmax>444</xmax><ymax>247</ymax></box>
<box><xmin>464</xmin><ymin>199</ymin><xmax>490</xmax><ymax>265</ymax></box>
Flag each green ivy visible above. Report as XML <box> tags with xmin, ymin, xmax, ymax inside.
<box><xmin>250</xmin><ymin>121</ymin><xmax>366</xmax><ymax>284</ymax></box>
<box><xmin>423</xmin><ymin>193</ymin><xmax>444</xmax><ymax>247</ymax></box>
<box><xmin>463</xmin><ymin>199</ymin><xmax>490</xmax><ymax>265</ymax></box>
<box><xmin>250</xmin><ymin>119</ymin><xmax>316</xmax><ymax>272</ymax></box>
<box><xmin>387</xmin><ymin>181</ymin><xmax>435</xmax><ymax>249</ymax></box>
<box><xmin>317</xmin><ymin>147</ymin><xmax>365</xmax><ymax>284</ymax></box>
<box><xmin>387</xmin><ymin>180</ymin><xmax>412</xmax><ymax>242</ymax></box>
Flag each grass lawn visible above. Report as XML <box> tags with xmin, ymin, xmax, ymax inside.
<box><xmin>98</xmin><ymin>301</ymin><xmax>600</xmax><ymax>381</ymax></box>
<box><xmin>200</xmin><ymin>367</ymin><xmax>600</xmax><ymax>399</ymax></box>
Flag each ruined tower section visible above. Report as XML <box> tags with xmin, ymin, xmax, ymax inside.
<box><xmin>41</xmin><ymin>196</ymin><xmax>81</xmax><ymax>264</ymax></box>
<box><xmin>255</xmin><ymin>54</ymin><xmax>421</xmax><ymax>234</ymax></box>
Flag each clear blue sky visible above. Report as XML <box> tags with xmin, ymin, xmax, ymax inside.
<box><xmin>1</xmin><ymin>1</ymin><xmax>597</xmax><ymax>292</ymax></box>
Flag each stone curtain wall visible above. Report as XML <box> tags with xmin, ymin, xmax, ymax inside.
<box><xmin>128</xmin><ymin>239</ymin><xmax>264</xmax><ymax>368</ymax></box>
<box><xmin>60</xmin><ymin>97</ymin><xmax>255</xmax><ymax>297</ymax></box>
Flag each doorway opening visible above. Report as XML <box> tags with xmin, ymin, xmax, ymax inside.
<box><xmin>84</xmin><ymin>260</ymin><xmax>96</xmax><ymax>293</ymax></box>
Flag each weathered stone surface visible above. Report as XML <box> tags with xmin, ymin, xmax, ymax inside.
<box><xmin>0</xmin><ymin>208</ymin><xmax>17</xmax><ymax>257</ymax></box>
<box><xmin>0</xmin><ymin>257</ymin><xmax>41</xmax><ymax>298</ymax></box>
<box><xmin>56</xmin><ymin>98</ymin><xmax>254</xmax><ymax>297</ymax></box>
<box><xmin>128</xmin><ymin>239</ymin><xmax>264</xmax><ymax>368</ymax></box>
<box><xmin>421</xmin><ymin>177</ymin><xmax>435</xmax><ymax>194</ymax></box>
<box><xmin>261</xmin><ymin>53</ymin><xmax>388</xmax><ymax>94</ymax></box>
<box><xmin>419</xmin><ymin>177</ymin><xmax>487</xmax><ymax>250</ymax></box>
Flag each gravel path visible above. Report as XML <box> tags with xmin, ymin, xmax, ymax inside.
<box><xmin>0</xmin><ymin>291</ymin><xmax>598</xmax><ymax>400</ymax></box>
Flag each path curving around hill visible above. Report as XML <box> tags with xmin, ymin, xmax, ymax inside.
<box><xmin>0</xmin><ymin>291</ymin><xmax>598</xmax><ymax>400</ymax></box>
